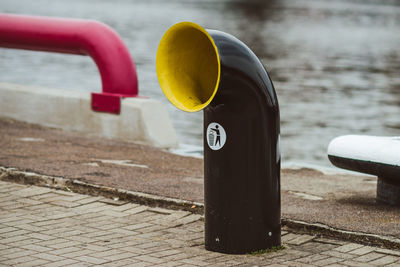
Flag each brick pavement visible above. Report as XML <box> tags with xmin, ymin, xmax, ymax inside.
<box><xmin>2</xmin><ymin>117</ymin><xmax>400</xmax><ymax>241</ymax></box>
<box><xmin>0</xmin><ymin>181</ymin><xmax>399</xmax><ymax>267</ymax></box>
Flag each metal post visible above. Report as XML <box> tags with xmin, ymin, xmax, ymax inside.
<box><xmin>157</xmin><ymin>22</ymin><xmax>281</xmax><ymax>254</ymax></box>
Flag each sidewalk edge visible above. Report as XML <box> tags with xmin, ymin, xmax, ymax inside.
<box><xmin>1</xmin><ymin>166</ymin><xmax>399</xmax><ymax>250</ymax></box>
<box><xmin>282</xmin><ymin>219</ymin><xmax>400</xmax><ymax>250</ymax></box>
<box><xmin>0</xmin><ymin>166</ymin><xmax>203</xmax><ymax>214</ymax></box>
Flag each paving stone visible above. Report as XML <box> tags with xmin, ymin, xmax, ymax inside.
<box><xmin>111</xmin><ymin>203</ymin><xmax>141</xmax><ymax>212</ymax></box>
<box><xmin>40</xmin><ymin>259</ymin><xmax>80</xmax><ymax>267</ymax></box>
<box><xmin>180</xmin><ymin>258</ymin><xmax>212</xmax><ymax>266</ymax></box>
<box><xmin>62</xmin><ymin>249</ymin><xmax>94</xmax><ymax>258</ymax></box>
<box><xmin>19</xmin><ymin>244</ymin><xmax>52</xmax><ymax>253</ymax></box>
<box><xmin>33</xmin><ymin>252</ymin><xmax>67</xmax><ymax>262</ymax></box>
<box><xmin>10</xmin><ymin>186</ymin><xmax>52</xmax><ymax>197</ymax></box>
<box><xmin>163</xmin><ymin>253</ymin><xmax>193</xmax><ymax>261</ymax></box>
<box><xmin>282</xmin><ymin>233</ymin><xmax>300</xmax><ymax>243</ymax></box>
<box><xmin>102</xmin><ymin>259</ymin><xmax>140</xmax><ymax>267</ymax></box>
<box><xmin>369</xmin><ymin>255</ymin><xmax>399</xmax><ymax>265</ymax></box>
<box><xmin>340</xmin><ymin>260</ymin><xmax>377</xmax><ymax>267</ymax></box>
<box><xmin>321</xmin><ymin>250</ymin><xmax>356</xmax><ymax>260</ymax></box>
<box><xmin>353</xmin><ymin>252</ymin><xmax>386</xmax><ymax>262</ymax></box>
<box><xmin>297</xmin><ymin>241</ymin><xmax>337</xmax><ymax>253</ymax></box>
<box><xmin>89</xmin><ymin>249</ymin><xmax>125</xmax><ymax>258</ymax></box>
<box><xmin>12</xmin><ymin>258</ymin><xmax>50</xmax><ymax>267</ymax></box>
<box><xmin>81</xmin><ymin>243</ymin><xmax>111</xmax><ymax>252</ymax></box>
<box><xmin>333</xmin><ymin>243</ymin><xmax>364</xmax><ymax>253</ymax></box>
<box><xmin>118</xmin><ymin>245</ymin><xmax>148</xmax><ymax>255</ymax></box>
<box><xmin>375</xmin><ymin>247</ymin><xmax>400</xmax><ymax>257</ymax></box>
<box><xmin>168</xmin><ymin>210</ymin><xmax>192</xmax><ymax>219</ymax></box>
<box><xmin>0</xmin><ymin>226</ymin><xmax>18</xmax><ymax>234</ymax></box>
<box><xmin>76</xmin><ymin>255</ymin><xmax>110</xmax><ymax>264</ymax></box>
<box><xmin>4</xmin><ymin>218</ymin><xmax>35</xmax><ymax>226</ymax></box>
<box><xmin>387</xmin><ymin>260</ymin><xmax>400</xmax><ymax>267</ymax></box>
<box><xmin>124</xmin><ymin>205</ymin><xmax>148</xmax><ymax>215</ymax></box>
<box><xmin>148</xmin><ymin>207</ymin><xmax>173</xmax><ymax>215</ymax></box>
<box><xmin>1</xmin><ymin>180</ymin><xmax>400</xmax><ymax>267</ymax></box>
<box><xmin>75</xmin><ymin>196</ymin><xmax>103</xmax><ymax>204</ymax></box>
<box><xmin>65</xmin><ymin>262</ymin><xmax>92</xmax><ymax>267</ymax></box>
<box><xmin>100</xmin><ymin>210</ymin><xmax>129</xmax><ymax>218</ymax></box>
<box><xmin>283</xmin><ymin>261</ymin><xmax>313</xmax><ymax>267</ymax></box>
<box><xmin>348</xmin><ymin>245</ymin><xmax>375</xmax><ymax>255</ymax></box>
<box><xmin>135</xmin><ymin>254</ymin><xmax>167</xmax><ymax>264</ymax></box>
<box><xmin>27</xmin><ymin>232</ymin><xmax>57</xmax><ymax>241</ymax></box>
<box><xmin>0</xmin><ymin>215</ymin><xmax>23</xmax><ymax>224</ymax></box>
<box><xmin>129</xmin><ymin>262</ymin><xmax>153</xmax><ymax>267</ymax></box>
<box><xmin>1</xmin><ymin>202</ymin><xmax>28</xmax><ymax>210</ymax></box>
<box><xmin>152</xmin><ymin>249</ymin><xmax>184</xmax><ymax>258</ymax></box>
<box><xmin>0</xmin><ymin>229</ymin><xmax>29</xmax><ymax>238</ymax></box>
<box><xmin>0</xmin><ymin>234</ymin><xmax>32</xmax><ymax>244</ymax></box>
<box><xmin>272</xmin><ymin>249</ymin><xmax>310</xmax><ymax>261</ymax></box>
<box><xmin>40</xmin><ymin>239</ymin><xmax>80</xmax><ymax>249</ymax></box>
<box><xmin>193</xmin><ymin>253</ymin><xmax>225</xmax><ymax>262</ymax></box>
<box><xmin>102</xmin><ymin>252</ymin><xmax>138</xmax><ymax>261</ymax></box>
<box><xmin>151</xmin><ymin>262</ymin><xmax>183</xmax><ymax>267</ymax></box>
<box><xmin>48</xmin><ymin>200</ymin><xmax>82</xmax><ymax>208</ymax></box>
<box><xmin>296</xmin><ymin>253</ymin><xmax>330</xmax><ymax>264</ymax></box>
<box><xmin>48</xmin><ymin>246</ymin><xmax>82</xmax><ymax>256</ymax></box>
<box><xmin>138</xmin><ymin>225</ymin><xmax>166</xmax><ymax>234</ymax></box>
<box><xmin>285</xmin><ymin>234</ymin><xmax>315</xmax><ymax>245</ymax></box>
<box><xmin>314</xmin><ymin>237</ymin><xmax>348</xmax><ymax>246</ymax></box>
<box><xmin>313</xmin><ymin>256</ymin><xmax>344</xmax><ymax>266</ymax></box>
<box><xmin>2</xmin><ymin>249</ymin><xmax>37</xmax><ymax>259</ymax></box>
<box><xmin>175</xmin><ymin>214</ymin><xmax>202</xmax><ymax>225</ymax></box>
<box><xmin>11</xmin><ymin>223</ymin><xmax>45</xmax><ymax>232</ymax></box>
<box><xmin>16</xmin><ymin>198</ymin><xmax>43</xmax><ymax>205</ymax></box>
<box><xmin>74</xmin><ymin>202</ymin><xmax>109</xmax><ymax>212</ymax></box>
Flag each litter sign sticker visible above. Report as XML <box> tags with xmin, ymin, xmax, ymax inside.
<box><xmin>206</xmin><ymin>122</ymin><xmax>226</xmax><ymax>150</ymax></box>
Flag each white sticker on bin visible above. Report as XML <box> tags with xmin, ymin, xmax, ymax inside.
<box><xmin>206</xmin><ymin>122</ymin><xmax>226</xmax><ymax>150</ymax></box>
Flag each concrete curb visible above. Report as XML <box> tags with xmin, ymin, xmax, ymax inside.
<box><xmin>0</xmin><ymin>166</ymin><xmax>203</xmax><ymax>214</ymax></box>
<box><xmin>0</xmin><ymin>82</ymin><xmax>178</xmax><ymax>149</ymax></box>
<box><xmin>283</xmin><ymin>219</ymin><xmax>400</xmax><ymax>250</ymax></box>
<box><xmin>1</xmin><ymin>166</ymin><xmax>399</xmax><ymax>250</ymax></box>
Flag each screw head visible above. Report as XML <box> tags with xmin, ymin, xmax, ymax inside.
<box><xmin>268</xmin><ymin>232</ymin><xmax>272</xmax><ymax>237</ymax></box>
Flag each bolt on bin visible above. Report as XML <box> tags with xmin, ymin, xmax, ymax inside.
<box><xmin>156</xmin><ymin>22</ymin><xmax>281</xmax><ymax>254</ymax></box>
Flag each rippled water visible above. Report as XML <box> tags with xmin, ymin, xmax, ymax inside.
<box><xmin>1</xmin><ymin>0</ymin><xmax>399</xmax><ymax>166</ymax></box>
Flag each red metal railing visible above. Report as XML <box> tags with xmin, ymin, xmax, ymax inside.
<box><xmin>0</xmin><ymin>13</ymin><xmax>138</xmax><ymax>114</ymax></box>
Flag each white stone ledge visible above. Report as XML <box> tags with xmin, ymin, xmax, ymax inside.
<box><xmin>0</xmin><ymin>82</ymin><xmax>178</xmax><ymax>149</ymax></box>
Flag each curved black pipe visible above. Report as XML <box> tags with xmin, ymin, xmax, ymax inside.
<box><xmin>157</xmin><ymin>22</ymin><xmax>280</xmax><ymax>254</ymax></box>
<box><xmin>204</xmin><ymin>30</ymin><xmax>280</xmax><ymax>254</ymax></box>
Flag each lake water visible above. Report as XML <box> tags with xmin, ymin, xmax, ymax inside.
<box><xmin>1</xmin><ymin>0</ymin><xmax>399</xmax><ymax>166</ymax></box>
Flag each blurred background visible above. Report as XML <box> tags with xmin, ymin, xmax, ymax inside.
<box><xmin>1</xmin><ymin>0</ymin><xmax>399</xmax><ymax>167</ymax></box>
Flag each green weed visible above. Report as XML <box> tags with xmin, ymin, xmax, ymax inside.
<box><xmin>250</xmin><ymin>245</ymin><xmax>285</xmax><ymax>255</ymax></box>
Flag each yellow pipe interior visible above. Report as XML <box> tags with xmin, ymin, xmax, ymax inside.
<box><xmin>156</xmin><ymin>22</ymin><xmax>220</xmax><ymax>112</ymax></box>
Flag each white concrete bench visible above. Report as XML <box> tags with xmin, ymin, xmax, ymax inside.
<box><xmin>328</xmin><ymin>135</ymin><xmax>400</xmax><ymax>206</ymax></box>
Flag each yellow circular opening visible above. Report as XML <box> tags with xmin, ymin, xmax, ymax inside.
<box><xmin>156</xmin><ymin>22</ymin><xmax>220</xmax><ymax>112</ymax></box>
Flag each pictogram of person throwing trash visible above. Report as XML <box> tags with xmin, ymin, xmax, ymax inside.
<box><xmin>210</xmin><ymin>125</ymin><xmax>221</xmax><ymax>147</ymax></box>
<box><xmin>207</xmin><ymin>122</ymin><xmax>226</xmax><ymax>150</ymax></box>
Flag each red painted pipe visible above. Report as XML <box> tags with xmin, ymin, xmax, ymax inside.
<box><xmin>0</xmin><ymin>13</ymin><xmax>138</xmax><ymax>114</ymax></box>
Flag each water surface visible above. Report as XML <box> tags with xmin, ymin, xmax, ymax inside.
<box><xmin>1</xmin><ymin>0</ymin><xmax>399</xmax><ymax>166</ymax></box>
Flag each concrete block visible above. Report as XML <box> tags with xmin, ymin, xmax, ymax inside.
<box><xmin>0</xmin><ymin>82</ymin><xmax>178</xmax><ymax>148</ymax></box>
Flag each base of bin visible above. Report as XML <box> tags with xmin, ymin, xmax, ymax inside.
<box><xmin>205</xmin><ymin>220</ymin><xmax>281</xmax><ymax>254</ymax></box>
<box><xmin>377</xmin><ymin>176</ymin><xmax>400</xmax><ymax>207</ymax></box>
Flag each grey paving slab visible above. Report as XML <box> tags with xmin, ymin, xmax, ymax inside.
<box><xmin>1</xmin><ymin>180</ymin><xmax>400</xmax><ymax>266</ymax></box>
